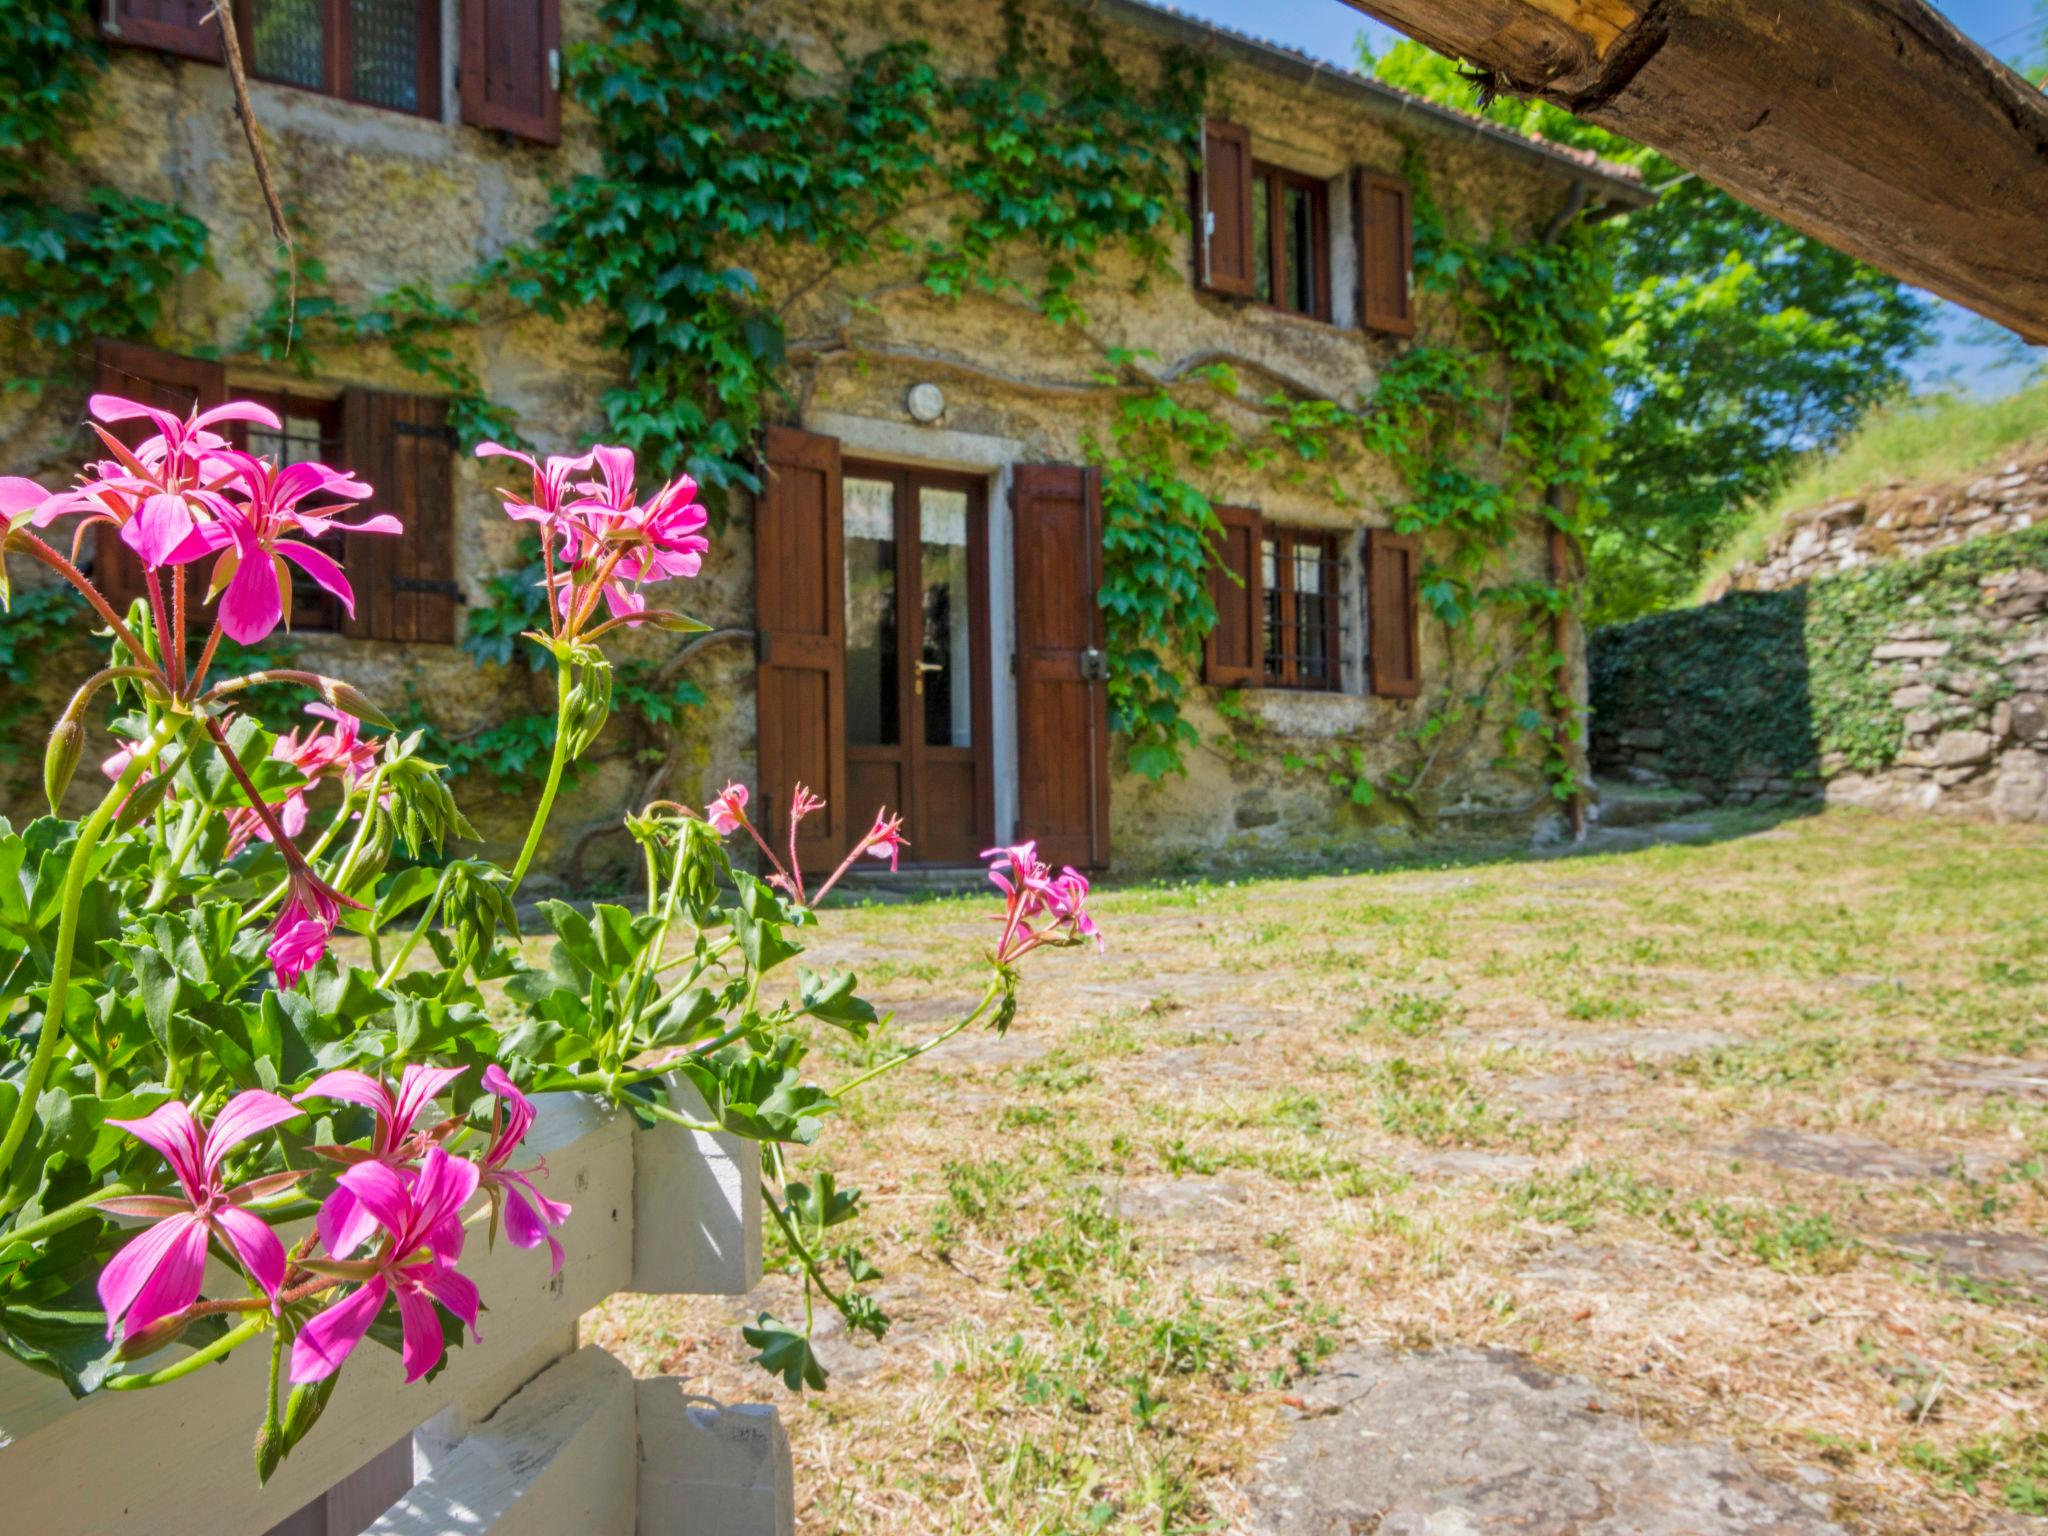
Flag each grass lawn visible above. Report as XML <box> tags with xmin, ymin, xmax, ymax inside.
<box><xmin>586</xmin><ymin>809</ymin><xmax>2048</xmax><ymax>1534</ymax></box>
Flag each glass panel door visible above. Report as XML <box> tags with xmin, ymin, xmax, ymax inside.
<box><xmin>839</xmin><ymin>463</ymin><xmax>990</xmax><ymax>866</ymax></box>
<box><xmin>918</xmin><ymin>487</ymin><xmax>973</xmax><ymax>750</ymax></box>
<box><xmin>843</xmin><ymin>476</ymin><xmax>899</xmax><ymax>749</ymax></box>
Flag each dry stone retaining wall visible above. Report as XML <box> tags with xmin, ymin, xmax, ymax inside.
<box><xmin>1709</xmin><ymin>450</ymin><xmax>2047</xmax><ymax>595</ymax></box>
<box><xmin>1590</xmin><ymin>526</ymin><xmax>2048</xmax><ymax>824</ymax></box>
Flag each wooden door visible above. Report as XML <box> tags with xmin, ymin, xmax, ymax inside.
<box><xmin>756</xmin><ymin>426</ymin><xmax>847</xmax><ymax>870</ymax></box>
<box><xmin>1011</xmin><ymin>464</ymin><xmax>1108</xmax><ymax>871</ymax></box>
<box><xmin>841</xmin><ymin>462</ymin><xmax>994</xmax><ymax>866</ymax></box>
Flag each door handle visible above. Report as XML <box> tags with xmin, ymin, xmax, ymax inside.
<box><xmin>913</xmin><ymin>658</ymin><xmax>943</xmax><ymax>695</ymax></box>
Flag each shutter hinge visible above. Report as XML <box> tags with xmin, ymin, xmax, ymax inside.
<box><xmin>394</xmin><ymin>421</ymin><xmax>458</xmax><ymax>444</ymax></box>
<box><xmin>391</xmin><ymin>577</ymin><xmax>467</xmax><ymax>603</ymax></box>
<box><xmin>755</xmin><ymin>629</ymin><xmax>771</xmax><ymax>664</ymax></box>
<box><xmin>549</xmin><ymin>48</ymin><xmax>562</xmax><ymax>91</ymax></box>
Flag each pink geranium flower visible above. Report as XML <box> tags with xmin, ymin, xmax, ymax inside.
<box><xmin>706</xmin><ymin>782</ymin><xmax>749</xmax><ymax>836</ymax></box>
<box><xmin>477</xmin><ymin>1066</ymin><xmax>572</xmax><ymax>1272</ymax></box>
<box><xmin>268</xmin><ymin>864</ymin><xmax>355</xmax><ymax>988</ymax></box>
<box><xmin>862</xmin><ymin>812</ymin><xmax>909</xmax><ymax>872</ymax></box>
<box><xmin>298</xmin><ymin>1064</ymin><xmax>468</xmax><ymax>1258</ymax></box>
<box><xmin>96</xmin><ymin>1091</ymin><xmax>306</xmax><ymax>1341</ymax></box>
<box><xmin>981</xmin><ymin>841</ymin><xmax>1101</xmax><ymax>962</ymax></box>
<box><xmin>225</xmin><ymin>704</ymin><xmax>379</xmax><ymax>858</ymax></box>
<box><xmin>201</xmin><ymin>450</ymin><xmax>401</xmax><ymax>644</ymax></box>
<box><xmin>38</xmin><ymin>396</ymin><xmax>283</xmax><ymax>571</ymax></box>
<box><xmin>290</xmin><ymin>1146</ymin><xmax>482</xmax><ymax>1385</ymax></box>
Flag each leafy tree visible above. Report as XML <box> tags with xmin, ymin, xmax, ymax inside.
<box><xmin>1362</xmin><ymin>41</ymin><xmax>1931</xmax><ymax>622</ymax></box>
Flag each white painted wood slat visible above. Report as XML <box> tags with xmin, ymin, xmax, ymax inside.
<box><xmin>0</xmin><ymin>1092</ymin><xmax>789</xmax><ymax>1536</ymax></box>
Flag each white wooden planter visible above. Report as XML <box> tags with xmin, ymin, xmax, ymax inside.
<box><xmin>0</xmin><ymin>1080</ymin><xmax>790</xmax><ymax>1536</ymax></box>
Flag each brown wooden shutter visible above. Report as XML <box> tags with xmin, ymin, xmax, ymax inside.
<box><xmin>1012</xmin><ymin>464</ymin><xmax>1108</xmax><ymax>870</ymax></box>
<box><xmin>460</xmin><ymin>0</ymin><xmax>562</xmax><ymax>145</ymax></box>
<box><xmin>1356</xmin><ymin>169</ymin><xmax>1416</xmax><ymax>337</ymax></box>
<box><xmin>104</xmin><ymin>0</ymin><xmax>222</xmax><ymax>61</ymax></box>
<box><xmin>340</xmin><ymin>390</ymin><xmax>457</xmax><ymax>644</ymax></box>
<box><xmin>1198</xmin><ymin>120</ymin><xmax>1256</xmax><ymax>299</ymax></box>
<box><xmin>755</xmin><ymin>426</ymin><xmax>847</xmax><ymax>871</ymax></box>
<box><xmin>90</xmin><ymin>340</ymin><xmax>226</xmax><ymax>618</ymax></box>
<box><xmin>1203</xmin><ymin>504</ymin><xmax>1263</xmax><ymax>686</ymax></box>
<box><xmin>1366</xmin><ymin>528</ymin><xmax>1421</xmax><ymax>698</ymax></box>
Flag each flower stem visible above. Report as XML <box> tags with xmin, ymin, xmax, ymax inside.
<box><xmin>104</xmin><ymin>1315</ymin><xmax>268</xmax><ymax>1390</ymax></box>
<box><xmin>508</xmin><ymin>666</ymin><xmax>574</xmax><ymax>893</ymax></box>
<box><xmin>829</xmin><ymin>976</ymin><xmax>1003</xmax><ymax>1098</ymax></box>
<box><xmin>0</xmin><ymin>718</ymin><xmax>181</xmax><ymax>1192</ymax></box>
<box><xmin>1</xmin><ymin>1182</ymin><xmax>132</xmax><ymax>1245</ymax></box>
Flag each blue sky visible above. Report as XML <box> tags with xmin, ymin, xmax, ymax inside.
<box><xmin>1163</xmin><ymin>0</ymin><xmax>2045</xmax><ymax>395</ymax></box>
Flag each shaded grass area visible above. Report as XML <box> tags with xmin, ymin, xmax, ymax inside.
<box><xmin>587</xmin><ymin>812</ymin><xmax>2048</xmax><ymax>1534</ymax></box>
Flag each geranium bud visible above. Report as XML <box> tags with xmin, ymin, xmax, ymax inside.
<box><xmin>43</xmin><ymin>716</ymin><xmax>84</xmax><ymax>814</ymax></box>
<box><xmin>113</xmin><ymin>767</ymin><xmax>174</xmax><ymax>832</ymax></box>
<box><xmin>114</xmin><ymin>1310</ymin><xmax>190</xmax><ymax>1361</ymax></box>
<box><xmin>317</xmin><ymin>677</ymin><xmax>395</xmax><ymax>731</ymax></box>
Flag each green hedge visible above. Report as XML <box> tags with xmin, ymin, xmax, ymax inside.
<box><xmin>1591</xmin><ymin>524</ymin><xmax>2045</xmax><ymax>784</ymax></box>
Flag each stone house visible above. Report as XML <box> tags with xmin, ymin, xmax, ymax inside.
<box><xmin>3</xmin><ymin>0</ymin><xmax>1648</xmax><ymax>877</ymax></box>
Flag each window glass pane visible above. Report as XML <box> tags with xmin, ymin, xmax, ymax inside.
<box><xmin>919</xmin><ymin>488</ymin><xmax>973</xmax><ymax>750</ymax></box>
<box><xmin>351</xmin><ymin>0</ymin><xmax>422</xmax><ymax>111</ymax></box>
<box><xmin>1261</xmin><ymin>536</ymin><xmax>1281</xmax><ymax>681</ymax></box>
<box><xmin>1294</xmin><ymin>542</ymin><xmax>1329</xmax><ymax>686</ymax></box>
<box><xmin>844</xmin><ymin>477</ymin><xmax>899</xmax><ymax>749</ymax></box>
<box><xmin>1284</xmin><ymin>183</ymin><xmax>1316</xmax><ymax>313</ymax></box>
<box><xmin>251</xmin><ymin>0</ymin><xmax>325</xmax><ymax>89</ymax></box>
<box><xmin>1252</xmin><ymin>175</ymin><xmax>1272</xmax><ymax>304</ymax></box>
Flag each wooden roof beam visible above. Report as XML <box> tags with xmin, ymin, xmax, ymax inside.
<box><xmin>1339</xmin><ymin>0</ymin><xmax>2048</xmax><ymax>342</ymax></box>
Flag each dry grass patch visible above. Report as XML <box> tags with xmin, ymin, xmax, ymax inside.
<box><xmin>585</xmin><ymin>810</ymin><xmax>2048</xmax><ymax>1533</ymax></box>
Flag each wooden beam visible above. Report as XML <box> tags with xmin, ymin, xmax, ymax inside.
<box><xmin>1341</xmin><ymin>0</ymin><xmax>2048</xmax><ymax>342</ymax></box>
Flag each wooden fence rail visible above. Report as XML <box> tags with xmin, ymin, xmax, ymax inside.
<box><xmin>0</xmin><ymin>1080</ymin><xmax>790</xmax><ymax>1536</ymax></box>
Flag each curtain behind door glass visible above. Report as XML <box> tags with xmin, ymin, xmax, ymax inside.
<box><xmin>843</xmin><ymin>477</ymin><xmax>898</xmax><ymax>748</ymax></box>
<box><xmin>919</xmin><ymin>488</ymin><xmax>973</xmax><ymax>749</ymax></box>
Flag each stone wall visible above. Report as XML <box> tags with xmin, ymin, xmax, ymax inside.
<box><xmin>1707</xmin><ymin>450</ymin><xmax>2047</xmax><ymax>596</ymax></box>
<box><xmin>1590</xmin><ymin>527</ymin><xmax>2048</xmax><ymax>824</ymax></box>
<box><xmin>0</xmin><ymin>0</ymin><xmax>1617</xmax><ymax>876</ymax></box>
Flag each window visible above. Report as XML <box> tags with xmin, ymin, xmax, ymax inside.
<box><xmin>1197</xmin><ymin>121</ymin><xmax>1415</xmax><ymax>334</ymax></box>
<box><xmin>1260</xmin><ymin>527</ymin><xmax>1340</xmax><ymax>688</ymax></box>
<box><xmin>1251</xmin><ymin>163</ymin><xmax>1330</xmax><ymax>320</ymax></box>
<box><xmin>1203</xmin><ymin>507</ymin><xmax>1344</xmax><ymax>693</ymax></box>
<box><xmin>102</xmin><ymin>0</ymin><xmax>564</xmax><ymax>145</ymax></box>
<box><xmin>238</xmin><ymin>0</ymin><xmax>442</xmax><ymax>117</ymax></box>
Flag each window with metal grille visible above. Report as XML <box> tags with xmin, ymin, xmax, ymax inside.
<box><xmin>237</xmin><ymin>0</ymin><xmax>441</xmax><ymax>117</ymax></box>
<box><xmin>1259</xmin><ymin>527</ymin><xmax>1341</xmax><ymax>691</ymax></box>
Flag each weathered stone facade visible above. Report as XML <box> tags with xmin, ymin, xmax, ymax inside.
<box><xmin>0</xmin><ymin>0</ymin><xmax>1640</xmax><ymax>877</ymax></box>
<box><xmin>1708</xmin><ymin>450</ymin><xmax>2048</xmax><ymax>596</ymax></box>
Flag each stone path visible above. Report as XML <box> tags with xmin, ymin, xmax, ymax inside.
<box><xmin>1248</xmin><ymin>1347</ymin><xmax>1845</xmax><ymax>1536</ymax></box>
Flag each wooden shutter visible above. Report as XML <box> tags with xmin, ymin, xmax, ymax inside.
<box><xmin>104</xmin><ymin>0</ymin><xmax>222</xmax><ymax>61</ymax></box>
<box><xmin>90</xmin><ymin>341</ymin><xmax>226</xmax><ymax>617</ymax></box>
<box><xmin>755</xmin><ymin>426</ymin><xmax>847</xmax><ymax>871</ymax></box>
<box><xmin>1012</xmin><ymin>464</ymin><xmax>1108</xmax><ymax>871</ymax></box>
<box><xmin>1366</xmin><ymin>529</ymin><xmax>1421</xmax><ymax>698</ymax></box>
<box><xmin>460</xmin><ymin>0</ymin><xmax>562</xmax><ymax>145</ymax></box>
<box><xmin>1197</xmin><ymin>120</ymin><xmax>1256</xmax><ymax>299</ymax></box>
<box><xmin>1203</xmin><ymin>505</ymin><xmax>1263</xmax><ymax>686</ymax></box>
<box><xmin>340</xmin><ymin>390</ymin><xmax>458</xmax><ymax>644</ymax></box>
<box><xmin>1356</xmin><ymin>169</ymin><xmax>1416</xmax><ymax>337</ymax></box>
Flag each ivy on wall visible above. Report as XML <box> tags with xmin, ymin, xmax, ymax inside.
<box><xmin>0</xmin><ymin>5</ymin><xmax>208</xmax><ymax>364</ymax></box>
<box><xmin>1590</xmin><ymin>524</ymin><xmax>2044</xmax><ymax>785</ymax></box>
